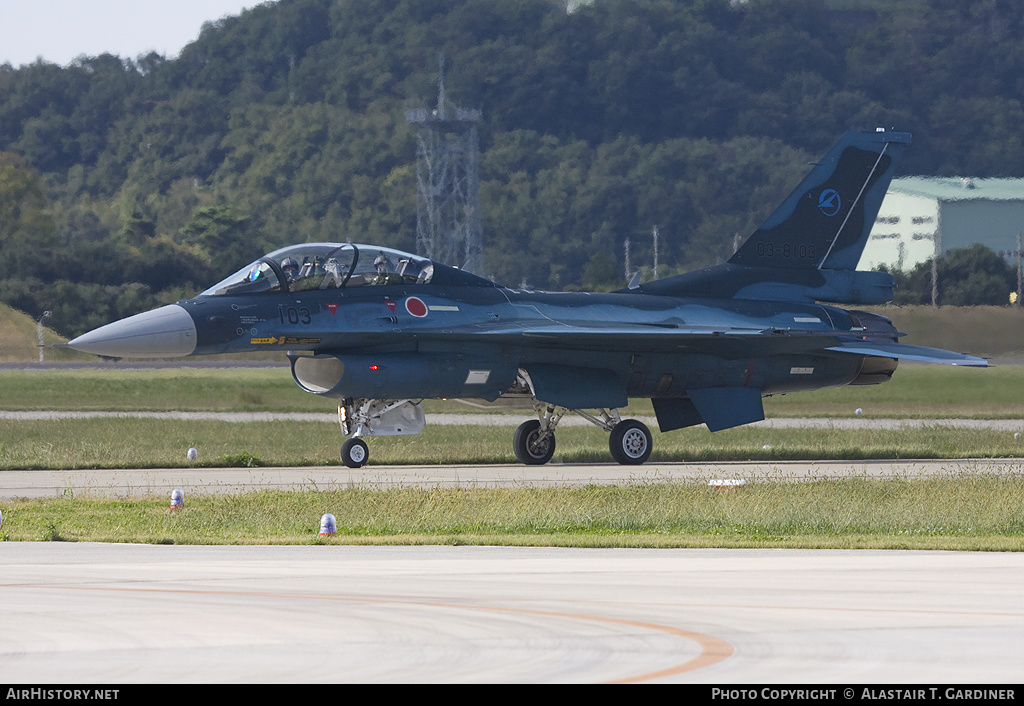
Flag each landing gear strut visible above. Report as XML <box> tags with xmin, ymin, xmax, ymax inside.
<box><xmin>512</xmin><ymin>404</ymin><xmax>653</xmax><ymax>465</ymax></box>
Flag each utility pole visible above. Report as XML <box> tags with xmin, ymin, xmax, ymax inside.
<box><xmin>37</xmin><ymin>311</ymin><xmax>51</xmax><ymax>363</ymax></box>
<box><xmin>1016</xmin><ymin>231</ymin><xmax>1022</xmax><ymax>306</ymax></box>
<box><xmin>652</xmin><ymin>225</ymin><xmax>659</xmax><ymax>280</ymax></box>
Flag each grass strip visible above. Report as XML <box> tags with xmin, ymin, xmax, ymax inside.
<box><xmin>2</xmin><ymin>477</ymin><xmax>1022</xmax><ymax>549</ymax></box>
<box><xmin>1</xmin><ymin>418</ymin><xmax>1024</xmax><ymax>469</ymax></box>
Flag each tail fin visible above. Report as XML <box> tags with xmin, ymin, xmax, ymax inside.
<box><xmin>729</xmin><ymin>129</ymin><xmax>911</xmax><ymax>272</ymax></box>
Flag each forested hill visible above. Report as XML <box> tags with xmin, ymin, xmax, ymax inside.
<box><xmin>3</xmin><ymin>0</ymin><xmax>1024</xmax><ymax>337</ymax></box>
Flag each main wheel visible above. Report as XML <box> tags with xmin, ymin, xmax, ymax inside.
<box><xmin>609</xmin><ymin>419</ymin><xmax>652</xmax><ymax>465</ymax></box>
<box><xmin>513</xmin><ymin>419</ymin><xmax>556</xmax><ymax>465</ymax></box>
<box><xmin>341</xmin><ymin>438</ymin><xmax>369</xmax><ymax>468</ymax></box>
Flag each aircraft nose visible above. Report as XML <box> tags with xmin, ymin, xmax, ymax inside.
<box><xmin>67</xmin><ymin>304</ymin><xmax>197</xmax><ymax>358</ymax></box>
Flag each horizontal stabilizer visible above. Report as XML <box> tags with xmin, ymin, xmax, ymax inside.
<box><xmin>826</xmin><ymin>342</ymin><xmax>988</xmax><ymax>366</ymax></box>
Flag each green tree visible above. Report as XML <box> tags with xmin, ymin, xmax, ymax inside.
<box><xmin>180</xmin><ymin>204</ymin><xmax>255</xmax><ymax>269</ymax></box>
<box><xmin>0</xmin><ymin>153</ymin><xmax>56</xmax><ymax>277</ymax></box>
<box><xmin>891</xmin><ymin>244</ymin><xmax>1016</xmax><ymax>306</ymax></box>
<box><xmin>940</xmin><ymin>244</ymin><xmax>1017</xmax><ymax>305</ymax></box>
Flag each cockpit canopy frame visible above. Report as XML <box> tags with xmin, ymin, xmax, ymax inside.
<box><xmin>201</xmin><ymin>243</ymin><xmax>434</xmax><ymax>297</ymax></box>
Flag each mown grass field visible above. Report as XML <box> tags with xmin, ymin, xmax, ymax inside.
<box><xmin>2</xmin><ymin>417</ymin><xmax>1024</xmax><ymax>469</ymax></box>
<box><xmin>3</xmin><ymin>477</ymin><xmax>1022</xmax><ymax>550</ymax></box>
<box><xmin>1</xmin><ymin>364</ymin><xmax>1024</xmax><ymax>469</ymax></box>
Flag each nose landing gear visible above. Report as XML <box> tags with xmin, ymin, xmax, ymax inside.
<box><xmin>337</xmin><ymin>398</ymin><xmax>425</xmax><ymax>468</ymax></box>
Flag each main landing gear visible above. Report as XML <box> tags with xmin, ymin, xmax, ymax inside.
<box><xmin>512</xmin><ymin>404</ymin><xmax>653</xmax><ymax>466</ymax></box>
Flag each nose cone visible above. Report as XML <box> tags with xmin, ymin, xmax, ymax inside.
<box><xmin>68</xmin><ymin>304</ymin><xmax>197</xmax><ymax>358</ymax></box>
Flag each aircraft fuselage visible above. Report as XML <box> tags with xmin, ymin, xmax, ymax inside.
<box><xmin>176</xmin><ymin>283</ymin><xmax>879</xmax><ymax>407</ymax></box>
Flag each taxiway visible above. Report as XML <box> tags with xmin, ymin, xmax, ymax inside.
<box><xmin>2</xmin><ymin>542</ymin><xmax>1023</xmax><ymax>683</ymax></box>
<box><xmin>2</xmin><ymin>458</ymin><xmax>1022</xmax><ymax>500</ymax></box>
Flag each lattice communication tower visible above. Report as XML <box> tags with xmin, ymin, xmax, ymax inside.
<box><xmin>405</xmin><ymin>61</ymin><xmax>483</xmax><ymax>275</ymax></box>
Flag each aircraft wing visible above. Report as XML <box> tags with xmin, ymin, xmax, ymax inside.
<box><xmin>824</xmin><ymin>341</ymin><xmax>988</xmax><ymax>366</ymax></box>
<box><xmin>410</xmin><ymin>320</ymin><xmax>988</xmax><ymax>366</ymax></box>
<box><xmin>405</xmin><ymin>319</ymin><xmax>836</xmax><ymax>359</ymax></box>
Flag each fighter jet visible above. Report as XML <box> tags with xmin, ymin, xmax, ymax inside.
<box><xmin>68</xmin><ymin>129</ymin><xmax>986</xmax><ymax>467</ymax></box>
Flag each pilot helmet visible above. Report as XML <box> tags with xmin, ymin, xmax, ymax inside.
<box><xmin>374</xmin><ymin>252</ymin><xmax>391</xmax><ymax>271</ymax></box>
<box><xmin>281</xmin><ymin>257</ymin><xmax>299</xmax><ymax>274</ymax></box>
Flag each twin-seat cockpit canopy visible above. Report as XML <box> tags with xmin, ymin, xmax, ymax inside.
<box><xmin>201</xmin><ymin>243</ymin><xmax>435</xmax><ymax>297</ymax></box>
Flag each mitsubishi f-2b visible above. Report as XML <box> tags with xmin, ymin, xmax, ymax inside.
<box><xmin>68</xmin><ymin>130</ymin><xmax>986</xmax><ymax>467</ymax></box>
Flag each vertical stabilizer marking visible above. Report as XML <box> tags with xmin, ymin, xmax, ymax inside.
<box><xmin>818</xmin><ymin>143</ymin><xmax>889</xmax><ymax>270</ymax></box>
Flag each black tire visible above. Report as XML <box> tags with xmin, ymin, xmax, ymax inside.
<box><xmin>609</xmin><ymin>419</ymin><xmax>652</xmax><ymax>465</ymax></box>
<box><xmin>513</xmin><ymin>419</ymin><xmax>556</xmax><ymax>465</ymax></box>
<box><xmin>341</xmin><ymin>438</ymin><xmax>369</xmax><ymax>468</ymax></box>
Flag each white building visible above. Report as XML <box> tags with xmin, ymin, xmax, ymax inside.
<box><xmin>857</xmin><ymin>177</ymin><xmax>1024</xmax><ymax>272</ymax></box>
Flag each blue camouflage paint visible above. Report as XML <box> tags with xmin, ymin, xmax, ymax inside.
<box><xmin>67</xmin><ymin>130</ymin><xmax>985</xmax><ymax>466</ymax></box>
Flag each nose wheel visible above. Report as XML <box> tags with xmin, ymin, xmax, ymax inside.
<box><xmin>341</xmin><ymin>438</ymin><xmax>369</xmax><ymax>468</ymax></box>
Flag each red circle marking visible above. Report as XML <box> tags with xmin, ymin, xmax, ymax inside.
<box><xmin>405</xmin><ymin>297</ymin><xmax>428</xmax><ymax>317</ymax></box>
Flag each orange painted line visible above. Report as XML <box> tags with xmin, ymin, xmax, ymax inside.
<box><xmin>423</xmin><ymin>601</ymin><xmax>736</xmax><ymax>682</ymax></box>
<box><xmin>13</xmin><ymin>584</ymin><xmax>735</xmax><ymax>682</ymax></box>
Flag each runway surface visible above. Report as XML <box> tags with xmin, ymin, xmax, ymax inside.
<box><xmin>3</xmin><ymin>542</ymin><xmax>1023</xmax><ymax>683</ymax></box>
<box><xmin>3</xmin><ymin>458</ymin><xmax>1023</xmax><ymax>500</ymax></box>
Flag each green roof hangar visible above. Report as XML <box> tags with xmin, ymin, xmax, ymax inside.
<box><xmin>858</xmin><ymin>177</ymin><xmax>1024</xmax><ymax>272</ymax></box>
